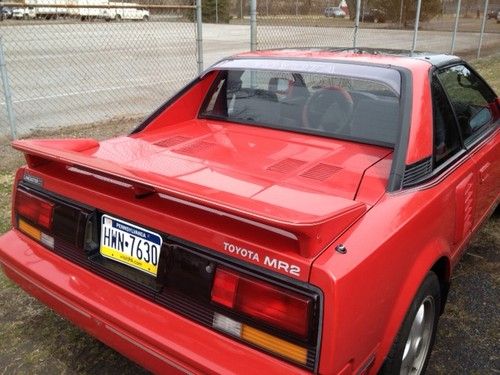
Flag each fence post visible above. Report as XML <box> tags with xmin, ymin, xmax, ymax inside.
<box><xmin>195</xmin><ymin>0</ymin><xmax>203</xmax><ymax>74</ymax></box>
<box><xmin>477</xmin><ymin>0</ymin><xmax>489</xmax><ymax>58</ymax></box>
<box><xmin>399</xmin><ymin>0</ymin><xmax>404</xmax><ymax>27</ymax></box>
<box><xmin>215</xmin><ymin>0</ymin><xmax>218</xmax><ymax>24</ymax></box>
<box><xmin>450</xmin><ymin>0</ymin><xmax>462</xmax><ymax>54</ymax></box>
<box><xmin>410</xmin><ymin>0</ymin><xmax>422</xmax><ymax>56</ymax></box>
<box><xmin>0</xmin><ymin>36</ymin><xmax>16</xmax><ymax>140</ymax></box>
<box><xmin>353</xmin><ymin>0</ymin><xmax>361</xmax><ymax>48</ymax></box>
<box><xmin>250</xmin><ymin>0</ymin><xmax>257</xmax><ymax>51</ymax></box>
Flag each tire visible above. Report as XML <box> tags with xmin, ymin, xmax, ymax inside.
<box><xmin>380</xmin><ymin>272</ymin><xmax>441</xmax><ymax>375</ymax></box>
<box><xmin>143</xmin><ymin>15</ymin><xmax>148</xmax><ymax>21</ymax></box>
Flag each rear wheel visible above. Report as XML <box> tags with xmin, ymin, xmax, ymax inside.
<box><xmin>380</xmin><ymin>272</ymin><xmax>441</xmax><ymax>375</ymax></box>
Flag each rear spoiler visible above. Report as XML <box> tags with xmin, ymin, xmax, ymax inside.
<box><xmin>13</xmin><ymin>138</ymin><xmax>366</xmax><ymax>258</ymax></box>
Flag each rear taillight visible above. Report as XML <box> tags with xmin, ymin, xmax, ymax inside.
<box><xmin>15</xmin><ymin>188</ymin><xmax>55</xmax><ymax>248</ymax></box>
<box><xmin>211</xmin><ymin>268</ymin><xmax>312</xmax><ymax>338</ymax></box>
<box><xmin>211</xmin><ymin>267</ymin><xmax>316</xmax><ymax>366</ymax></box>
<box><xmin>15</xmin><ymin>189</ymin><xmax>54</xmax><ymax>229</ymax></box>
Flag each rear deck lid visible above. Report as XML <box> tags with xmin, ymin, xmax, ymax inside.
<box><xmin>13</xmin><ymin>119</ymin><xmax>391</xmax><ymax>264</ymax></box>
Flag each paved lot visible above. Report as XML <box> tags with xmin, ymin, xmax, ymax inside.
<box><xmin>0</xmin><ymin>21</ymin><xmax>499</xmax><ymax>136</ymax></box>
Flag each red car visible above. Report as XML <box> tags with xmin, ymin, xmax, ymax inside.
<box><xmin>0</xmin><ymin>48</ymin><xmax>498</xmax><ymax>374</ymax></box>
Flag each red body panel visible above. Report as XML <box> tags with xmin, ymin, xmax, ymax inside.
<box><xmin>13</xmin><ymin>121</ymin><xmax>390</xmax><ymax>270</ymax></box>
<box><xmin>0</xmin><ymin>49</ymin><xmax>498</xmax><ymax>374</ymax></box>
<box><xmin>0</xmin><ymin>230</ymin><xmax>307</xmax><ymax>375</ymax></box>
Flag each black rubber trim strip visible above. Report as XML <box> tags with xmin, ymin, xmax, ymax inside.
<box><xmin>387</xmin><ymin>66</ymin><xmax>413</xmax><ymax>192</ymax></box>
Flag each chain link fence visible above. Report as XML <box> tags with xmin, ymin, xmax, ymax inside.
<box><xmin>255</xmin><ymin>1</ymin><xmax>354</xmax><ymax>49</ymax></box>
<box><xmin>254</xmin><ymin>0</ymin><xmax>500</xmax><ymax>56</ymax></box>
<box><xmin>0</xmin><ymin>0</ymin><xmax>198</xmax><ymax>139</ymax></box>
<box><xmin>1</xmin><ymin>0</ymin><xmax>499</xmax><ymax>140</ymax></box>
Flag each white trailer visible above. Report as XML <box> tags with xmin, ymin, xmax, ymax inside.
<box><xmin>78</xmin><ymin>0</ymin><xmax>110</xmax><ymax>20</ymax></box>
<box><xmin>107</xmin><ymin>2</ymin><xmax>149</xmax><ymax>21</ymax></box>
<box><xmin>12</xmin><ymin>6</ymin><xmax>36</xmax><ymax>19</ymax></box>
<box><xmin>22</xmin><ymin>0</ymin><xmax>76</xmax><ymax>19</ymax></box>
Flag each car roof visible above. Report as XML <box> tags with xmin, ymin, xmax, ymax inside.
<box><xmin>231</xmin><ymin>48</ymin><xmax>462</xmax><ymax>71</ymax></box>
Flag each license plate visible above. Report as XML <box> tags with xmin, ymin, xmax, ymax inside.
<box><xmin>99</xmin><ymin>215</ymin><xmax>163</xmax><ymax>276</ymax></box>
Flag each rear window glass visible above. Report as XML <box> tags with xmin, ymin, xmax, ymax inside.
<box><xmin>199</xmin><ymin>63</ymin><xmax>402</xmax><ymax>146</ymax></box>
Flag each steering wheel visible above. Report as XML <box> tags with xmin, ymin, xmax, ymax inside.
<box><xmin>302</xmin><ymin>86</ymin><xmax>354</xmax><ymax>132</ymax></box>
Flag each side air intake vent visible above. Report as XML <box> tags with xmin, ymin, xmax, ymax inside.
<box><xmin>402</xmin><ymin>157</ymin><xmax>432</xmax><ymax>188</ymax></box>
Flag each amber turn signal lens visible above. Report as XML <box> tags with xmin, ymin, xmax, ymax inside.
<box><xmin>18</xmin><ymin>218</ymin><xmax>42</xmax><ymax>241</ymax></box>
<box><xmin>241</xmin><ymin>325</ymin><xmax>308</xmax><ymax>365</ymax></box>
<box><xmin>212</xmin><ymin>313</ymin><xmax>308</xmax><ymax>366</ymax></box>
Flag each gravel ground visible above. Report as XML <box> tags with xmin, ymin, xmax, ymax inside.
<box><xmin>0</xmin><ymin>55</ymin><xmax>498</xmax><ymax>374</ymax></box>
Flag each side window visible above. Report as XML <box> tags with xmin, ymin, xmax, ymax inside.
<box><xmin>437</xmin><ymin>65</ymin><xmax>495</xmax><ymax>143</ymax></box>
<box><xmin>431</xmin><ymin>78</ymin><xmax>462</xmax><ymax>166</ymax></box>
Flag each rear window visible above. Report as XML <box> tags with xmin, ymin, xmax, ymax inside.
<box><xmin>199</xmin><ymin>62</ymin><xmax>402</xmax><ymax>146</ymax></box>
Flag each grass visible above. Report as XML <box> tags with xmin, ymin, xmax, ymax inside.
<box><xmin>0</xmin><ymin>55</ymin><xmax>499</xmax><ymax>374</ymax></box>
<box><xmin>0</xmin><ymin>117</ymin><xmax>146</xmax><ymax>375</ymax></box>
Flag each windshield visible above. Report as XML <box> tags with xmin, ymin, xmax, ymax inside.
<box><xmin>199</xmin><ymin>65</ymin><xmax>402</xmax><ymax>146</ymax></box>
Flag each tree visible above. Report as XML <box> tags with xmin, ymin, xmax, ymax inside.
<box><xmin>462</xmin><ymin>0</ymin><xmax>479</xmax><ymax>18</ymax></box>
<box><xmin>346</xmin><ymin>0</ymin><xmax>442</xmax><ymax>23</ymax></box>
<box><xmin>202</xmin><ymin>0</ymin><xmax>231</xmax><ymax>23</ymax></box>
<box><xmin>377</xmin><ymin>0</ymin><xmax>441</xmax><ymax>23</ymax></box>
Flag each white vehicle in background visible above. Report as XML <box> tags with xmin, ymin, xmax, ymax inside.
<box><xmin>12</xmin><ymin>6</ymin><xmax>36</xmax><ymax>19</ymax></box>
<box><xmin>107</xmin><ymin>2</ymin><xmax>149</xmax><ymax>21</ymax></box>
<box><xmin>324</xmin><ymin>6</ymin><xmax>346</xmax><ymax>18</ymax></box>
<box><xmin>23</xmin><ymin>0</ymin><xmax>76</xmax><ymax>19</ymax></box>
<box><xmin>78</xmin><ymin>0</ymin><xmax>149</xmax><ymax>21</ymax></box>
<box><xmin>78</xmin><ymin>0</ymin><xmax>110</xmax><ymax>20</ymax></box>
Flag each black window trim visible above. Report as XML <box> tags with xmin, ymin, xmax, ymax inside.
<box><xmin>430</xmin><ymin>71</ymin><xmax>465</xmax><ymax>168</ymax></box>
<box><xmin>400</xmin><ymin>61</ymin><xmax>498</xmax><ymax>189</ymax></box>
<box><xmin>434</xmin><ymin>62</ymin><xmax>498</xmax><ymax>152</ymax></box>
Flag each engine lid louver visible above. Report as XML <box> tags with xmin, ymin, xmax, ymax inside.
<box><xmin>300</xmin><ymin>163</ymin><xmax>341</xmax><ymax>181</ymax></box>
<box><xmin>267</xmin><ymin>158</ymin><xmax>307</xmax><ymax>173</ymax></box>
<box><xmin>155</xmin><ymin>136</ymin><xmax>191</xmax><ymax>148</ymax></box>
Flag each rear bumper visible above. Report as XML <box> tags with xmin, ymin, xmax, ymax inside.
<box><xmin>0</xmin><ymin>230</ymin><xmax>308</xmax><ymax>374</ymax></box>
